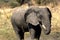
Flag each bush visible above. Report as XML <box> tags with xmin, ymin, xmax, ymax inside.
<box><xmin>0</xmin><ymin>0</ymin><xmax>58</xmax><ymax>8</ymax></box>
<box><xmin>9</xmin><ymin>2</ymin><xmax>20</xmax><ymax>8</ymax></box>
<box><xmin>0</xmin><ymin>0</ymin><xmax>20</xmax><ymax>8</ymax></box>
<box><xmin>35</xmin><ymin>0</ymin><xmax>57</xmax><ymax>5</ymax></box>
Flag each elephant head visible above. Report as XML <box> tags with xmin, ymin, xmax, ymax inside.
<box><xmin>38</xmin><ymin>8</ymin><xmax>52</xmax><ymax>35</ymax></box>
<box><xmin>25</xmin><ymin>7</ymin><xmax>52</xmax><ymax>35</ymax></box>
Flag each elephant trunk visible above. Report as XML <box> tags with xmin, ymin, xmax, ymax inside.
<box><xmin>42</xmin><ymin>18</ymin><xmax>51</xmax><ymax>35</ymax></box>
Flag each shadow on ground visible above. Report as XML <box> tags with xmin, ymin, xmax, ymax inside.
<box><xmin>24</xmin><ymin>31</ymin><xmax>60</xmax><ymax>40</ymax></box>
<box><xmin>40</xmin><ymin>31</ymin><xmax>60</xmax><ymax>40</ymax></box>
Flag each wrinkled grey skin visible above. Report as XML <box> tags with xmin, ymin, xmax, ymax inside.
<box><xmin>11</xmin><ymin>7</ymin><xmax>52</xmax><ymax>40</ymax></box>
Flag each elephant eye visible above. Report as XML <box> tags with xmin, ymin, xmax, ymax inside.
<box><xmin>39</xmin><ymin>21</ymin><xmax>42</xmax><ymax>25</ymax></box>
<box><xmin>39</xmin><ymin>15</ymin><xmax>43</xmax><ymax>19</ymax></box>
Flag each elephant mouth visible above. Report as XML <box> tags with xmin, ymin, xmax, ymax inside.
<box><xmin>28</xmin><ymin>23</ymin><xmax>40</xmax><ymax>28</ymax></box>
<box><xmin>28</xmin><ymin>23</ymin><xmax>41</xmax><ymax>30</ymax></box>
<box><xmin>28</xmin><ymin>21</ymin><xmax>47</xmax><ymax>30</ymax></box>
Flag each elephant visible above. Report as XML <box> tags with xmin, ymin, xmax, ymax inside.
<box><xmin>11</xmin><ymin>6</ymin><xmax>52</xmax><ymax>40</ymax></box>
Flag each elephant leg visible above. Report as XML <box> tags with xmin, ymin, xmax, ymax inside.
<box><xmin>18</xmin><ymin>29</ymin><xmax>24</xmax><ymax>40</ymax></box>
<box><xmin>11</xmin><ymin>22</ymin><xmax>24</xmax><ymax>40</ymax></box>
<box><xmin>29</xmin><ymin>28</ymin><xmax>41</xmax><ymax>40</ymax></box>
<box><xmin>29</xmin><ymin>28</ymin><xmax>35</xmax><ymax>40</ymax></box>
<box><xmin>35</xmin><ymin>29</ymin><xmax>41</xmax><ymax>40</ymax></box>
<box><xmin>28</xmin><ymin>23</ymin><xmax>35</xmax><ymax>40</ymax></box>
<box><xmin>28</xmin><ymin>23</ymin><xmax>41</xmax><ymax>40</ymax></box>
<box><xmin>14</xmin><ymin>28</ymin><xmax>24</xmax><ymax>40</ymax></box>
<box><xmin>34</xmin><ymin>25</ymin><xmax>41</xmax><ymax>40</ymax></box>
<box><xmin>13</xmin><ymin>25</ymin><xmax>24</xmax><ymax>40</ymax></box>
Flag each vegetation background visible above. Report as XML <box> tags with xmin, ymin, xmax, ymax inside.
<box><xmin>0</xmin><ymin>0</ymin><xmax>60</xmax><ymax>40</ymax></box>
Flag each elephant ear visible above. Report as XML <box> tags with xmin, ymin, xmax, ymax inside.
<box><xmin>26</xmin><ymin>12</ymin><xmax>39</xmax><ymax>26</ymax></box>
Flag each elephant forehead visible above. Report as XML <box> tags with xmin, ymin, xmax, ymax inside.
<box><xmin>26</xmin><ymin>13</ymin><xmax>39</xmax><ymax>26</ymax></box>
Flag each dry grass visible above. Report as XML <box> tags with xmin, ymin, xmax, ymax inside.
<box><xmin>0</xmin><ymin>5</ymin><xmax>60</xmax><ymax>40</ymax></box>
<box><xmin>0</xmin><ymin>8</ymin><xmax>18</xmax><ymax>40</ymax></box>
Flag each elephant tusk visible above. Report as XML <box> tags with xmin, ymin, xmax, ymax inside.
<box><xmin>42</xmin><ymin>25</ymin><xmax>46</xmax><ymax>30</ymax></box>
